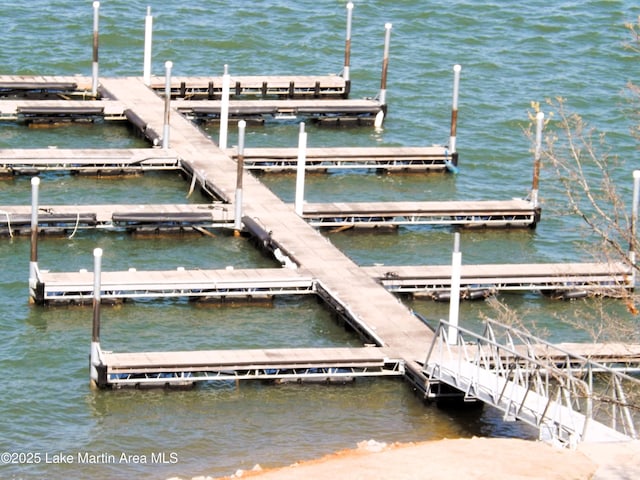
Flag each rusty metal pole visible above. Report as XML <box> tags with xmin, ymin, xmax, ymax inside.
<box><xmin>343</xmin><ymin>2</ymin><xmax>353</xmax><ymax>82</ymax></box>
<box><xmin>375</xmin><ymin>23</ymin><xmax>392</xmax><ymax>128</ymax></box>
<box><xmin>162</xmin><ymin>61</ymin><xmax>173</xmax><ymax>149</ymax></box>
<box><xmin>294</xmin><ymin>122</ymin><xmax>307</xmax><ymax>217</ymax></box>
<box><xmin>90</xmin><ymin>247</ymin><xmax>103</xmax><ymax>388</ymax></box>
<box><xmin>91</xmin><ymin>1</ymin><xmax>100</xmax><ymax>97</ymax></box>
<box><xmin>531</xmin><ymin>111</ymin><xmax>544</xmax><ymax>209</ymax></box>
<box><xmin>234</xmin><ymin>120</ymin><xmax>246</xmax><ymax>234</ymax></box>
<box><xmin>378</xmin><ymin>22</ymin><xmax>392</xmax><ymax>106</ymax></box>
<box><xmin>449</xmin><ymin>64</ymin><xmax>462</xmax><ymax>154</ymax></box>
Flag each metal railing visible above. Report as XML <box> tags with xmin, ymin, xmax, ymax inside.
<box><xmin>423</xmin><ymin>318</ymin><xmax>639</xmax><ymax>447</ymax></box>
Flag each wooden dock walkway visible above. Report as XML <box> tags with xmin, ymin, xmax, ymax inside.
<box><xmin>0</xmin><ymin>99</ymin><xmax>126</xmax><ymax>121</ymax></box>
<box><xmin>301</xmin><ymin>199</ymin><xmax>540</xmax><ymax>228</ymax></box>
<box><xmin>157</xmin><ymin>75</ymin><xmax>350</xmax><ymax>100</ymax></box>
<box><xmin>0</xmin><ymin>203</ymin><xmax>232</xmax><ymax>234</ymax></box>
<box><xmin>0</xmin><ymin>148</ymin><xmax>179</xmax><ymax>175</ymax></box>
<box><xmin>173</xmin><ymin>98</ymin><xmax>383</xmax><ymax>125</ymax></box>
<box><xmin>0</xmin><ymin>75</ymin><xmax>382</xmax><ymax>125</ymax></box>
<box><xmin>226</xmin><ymin>146</ymin><xmax>457</xmax><ymax>173</ymax></box>
<box><xmin>364</xmin><ymin>262</ymin><xmax>634</xmax><ymax>299</ymax></box>
<box><xmin>7</xmin><ymin>75</ymin><xmax>640</xmax><ymax>436</ymax></box>
<box><xmin>0</xmin><ymin>146</ymin><xmax>454</xmax><ymax>175</ymax></box>
<box><xmin>0</xmin><ymin>199</ymin><xmax>539</xmax><ymax>234</ymax></box>
<box><xmin>91</xmin><ymin>76</ymin><xmax>433</xmax><ymax>388</ymax></box>
<box><xmin>96</xmin><ymin>346</ymin><xmax>404</xmax><ymax>387</ymax></box>
<box><xmin>34</xmin><ymin>262</ymin><xmax>633</xmax><ymax>304</ymax></box>
<box><xmin>37</xmin><ymin>267</ymin><xmax>314</xmax><ymax>303</ymax></box>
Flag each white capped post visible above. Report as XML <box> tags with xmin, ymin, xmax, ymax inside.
<box><xmin>90</xmin><ymin>247</ymin><xmax>103</xmax><ymax>387</ymax></box>
<box><xmin>234</xmin><ymin>120</ymin><xmax>246</xmax><ymax>233</ymax></box>
<box><xmin>91</xmin><ymin>1</ymin><xmax>100</xmax><ymax>97</ymax></box>
<box><xmin>162</xmin><ymin>60</ymin><xmax>173</xmax><ymax>149</ymax></box>
<box><xmin>449</xmin><ymin>64</ymin><xmax>462</xmax><ymax>154</ymax></box>
<box><xmin>219</xmin><ymin>64</ymin><xmax>231</xmax><ymax>150</ymax></box>
<box><xmin>378</xmin><ymin>22</ymin><xmax>392</xmax><ymax>106</ymax></box>
<box><xmin>29</xmin><ymin>177</ymin><xmax>40</xmax><ymax>297</ymax></box>
<box><xmin>143</xmin><ymin>6</ymin><xmax>153</xmax><ymax>85</ymax></box>
<box><xmin>447</xmin><ymin>232</ymin><xmax>462</xmax><ymax>345</ymax></box>
<box><xmin>294</xmin><ymin>122</ymin><xmax>307</xmax><ymax>216</ymax></box>
<box><xmin>343</xmin><ymin>2</ymin><xmax>354</xmax><ymax>82</ymax></box>
<box><xmin>531</xmin><ymin>111</ymin><xmax>544</xmax><ymax>209</ymax></box>
<box><xmin>374</xmin><ymin>23</ymin><xmax>392</xmax><ymax>128</ymax></box>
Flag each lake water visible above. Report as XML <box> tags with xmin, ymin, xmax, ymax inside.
<box><xmin>0</xmin><ymin>1</ymin><xmax>638</xmax><ymax>479</ymax></box>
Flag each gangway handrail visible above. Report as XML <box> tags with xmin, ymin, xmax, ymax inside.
<box><xmin>481</xmin><ymin>318</ymin><xmax>639</xmax><ymax>439</ymax></box>
<box><xmin>423</xmin><ymin>318</ymin><xmax>639</xmax><ymax>446</ymax></box>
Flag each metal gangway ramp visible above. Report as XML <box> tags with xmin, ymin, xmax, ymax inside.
<box><xmin>423</xmin><ymin>318</ymin><xmax>640</xmax><ymax>448</ymax></box>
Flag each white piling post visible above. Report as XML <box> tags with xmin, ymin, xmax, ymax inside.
<box><xmin>294</xmin><ymin>122</ymin><xmax>307</xmax><ymax>217</ymax></box>
<box><xmin>143</xmin><ymin>6</ymin><xmax>153</xmax><ymax>86</ymax></box>
<box><xmin>90</xmin><ymin>247</ymin><xmax>103</xmax><ymax>387</ymax></box>
<box><xmin>219</xmin><ymin>64</ymin><xmax>231</xmax><ymax>150</ymax></box>
<box><xmin>630</xmin><ymin>170</ymin><xmax>640</xmax><ymax>274</ymax></box>
<box><xmin>29</xmin><ymin>177</ymin><xmax>40</xmax><ymax>297</ymax></box>
<box><xmin>343</xmin><ymin>2</ymin><xmax>354</xmax><ymax>82</ymax></box>
<box><xmin>234</xmin><ymin>120</ymin><xmax>246</xmax><ymax>233</ymax></box>
<box><xmin>374</xmin><ymin>23</ymin><xmax>392</xmax><ymax>128</ymax></box>
<box><xmin>447</xmin><ymin>232</ymin><xmax>462</xmax><ymax>345</ymax></box>
<box><xmin>531</xmin><ymin>111</ymin><xmax>544</xmax><ymax>209</ymax></box>
<box><xmin>449</xmin><ymin>64</ymin><xmax>462</xmax><ymax>154</ymax></box>
<box><xmin>162</xmin><ymin>60</ymin><xmax>173</xmax><ymax>149</ymax></box>
<box><xmin>378</xmin><ymin>22</ymin><xmax>392</xmax><ymax>106</ymax></box>
<box><xmin>91</xmin><ymin>1</ymin><xmax>100</xmax><ymax>97</ymax></box>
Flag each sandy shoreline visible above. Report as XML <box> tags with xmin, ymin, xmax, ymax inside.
<box><xmin>192</xmin><ymin>437</ymin><xmax>640</xmax><ymax>480</ymax></box>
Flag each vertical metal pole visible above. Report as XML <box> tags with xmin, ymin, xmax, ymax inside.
<box><xmin>91</xmin><ymin>1</ymin><xmax>100</xmax><ymax>97</ymax></box>
<box><xmin>378</xmin><ymin>23</ymin><xmax>392</xmax><ymax>106</ymax></box>
<box><xmin>374</xmin><ymin>23</ymin><xmax>392</xmax><ymax>128</ymax></box>
<box><xmin>449</xmin><ymin>64</ymin><xmax>462</xmax><ymax>154</ymax></box>
<box><xmin>29</xmin><ymin>177</ymin><xmax>40</xmax><ymax>297</ymax></box>
<box><xmin>143</xmin><ymin>6</ymin><xmax>153</xmax><ymax>86</ymax></box>
<box><xmin>90</xmin><ymin>247</ymin><xmax>103</xmax><ymax>387</ymax></box>
<box><xmin>92</xmin><ymin>248</ymin><xmax>103</xmax><ymax>343</ymax></box>
<box><xmin>447</xmin><ymin>232</ymin><xmax>462</xmax><ymax>345</ymax></box>
<box><xmin>531</xmin><ymin>111</ymin><xmax>544</xmax><ymax>208</ymax></box>
<box><xmin>630</xmin><ymin>170</ymin><xmax>640</xmax><ymax>274</ymax></box>
<box><xmin>343</xmin><ymin>2</ymin><xmax>353</xmax><ymax>82</ymax></box>
<box><xmin>219</xmin><ymin>64</ymin><xmax>230</xmax><ymax>150</ymax></box>
<box><xmin>294</xmin><ymin>122</ymin><xmax>307</xmax><ymax>217</ymax></box>
<box><xmin>234</xmin><ymin>120</ymin><xmax>246</xmax><ymax>233</ymax></box>
<box><xmin>162</xmin><ymin>60</ymin><xmax>173</xmax><ymax>149</ymax></box>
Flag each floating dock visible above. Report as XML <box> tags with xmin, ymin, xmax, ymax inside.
<box><xmin>32</xmin><ymin>262</ymin><xmax>633</xmax><ymax>305</ymax></box>
<box><xmin>5</xmin><ymin>2</ymin><xmax>638</xmax><ymax>445</ymax></box>
<box><xmin>301</xmin><ymin>199</ymin><xmax>540</xmax><ymax>229</ymax></box>
<box><xmin>4</xmin><ymin>68</ymin><xmax>628</xmax><ymax>442</ymax></box>
<box><xmin>174</xmin><ymin>98</ymin><xmax>384</xmax><ymax>126</ymax></box>
<box><xmin>0</xmin><ymin>198</ymin><xmax>538</xmax><ymax>235</ymax></box>
<box><xmin>0</xmin><ymin>148</ymin><xmax>179</xmax><ymax>175</ymax></box>
<box><xmin>3</xmin><ymin>75</ymin><xmax>631</xmax><ymax>402</ymax></box>
<box><xmin>0</xmin><ymin>146</ymin><xmax>457</xmax><ymax>175</ymax></box>
<box><xmin>158</xmin><ymin>75</ymin><xmax>351</xmax><ymax>100</ymax></box>
<box><xmin>94</xmin><ymin>346</ymin><xmax>404</xmax><ymax>388</ymax></box>
<box><xmin>0</xmin><ymin>204</ymin><xmax>232</xmax><ymax>235</ymax></box>
<box><xmin>227</xmin><ymin>146</ymin><xmax>457</xmax><ymax>173</ymax></box>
